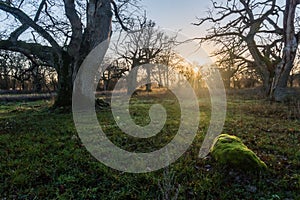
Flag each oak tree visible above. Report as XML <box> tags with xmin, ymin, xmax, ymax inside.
<box><xmin>0</xmin><ymin>0</ymin><xmax>139</xmax><ymax>107</ymax></box>
<box><xmin>195</xmin><ymin>0</ymin><xmax>300</xmax><ymax>100</ymax></box>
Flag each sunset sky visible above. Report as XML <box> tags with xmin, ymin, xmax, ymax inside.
<box><xmin>142</xmin><ymin>0</ymin><xmax>216</xmax><ymax>59</ymax></box>
<box><xmin>141</xmin><ymin>0</ymin><xmax>287</xmax><ymax>58</ymax></box>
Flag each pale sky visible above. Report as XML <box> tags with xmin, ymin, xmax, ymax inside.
<box><xmin>142</xmin><ymin>0</ymin><xmax>216</xmax><ymax>57</ymax></box>
<box><xmin>141</xmin><ymin>0</ymin><xmax>287</xmax><ymax>57</ymax></box>
<box><xmin>142</xmin><ymin>0</ymin><xmax>211</xmax><ymax>36</ymax></box>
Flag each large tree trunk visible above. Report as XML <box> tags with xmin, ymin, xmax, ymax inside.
<box><xmin>272</xmin><ymin>60</ymin><xmax>295</xmax><ymax>101</ymax></box>
<box><xmin>54</xmin><ymin>0</ymin><xmax>113</xmax><ymax>107</ymax></box>
<box><xmin>246</xmin><ymin>39</ymin><xmax>273</xmax><ymax>95</ymax></box>
<box><xmin>146</xmin><ymin>66</ymin><xmax>152</xmax><ymax>92</ymax></box>
<box><xmin>54</xmin><ymin>53</ymin><xmax>73</xmax><ymax>107</ymax></box>
<box><xmin>271</xmin><ymin>0</ymin><xmax>299</xmax><ymax>101</ymax></box>
<box><xmin>263</xmin><ymin>72</ymin><xmax>273</xmax><ymax>96</ymax></box>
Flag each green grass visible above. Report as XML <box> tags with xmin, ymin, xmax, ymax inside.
<box><xmin>0</xmin><ymin>91</ymin><xmax>299</xmax><ymax>199</ymax></box>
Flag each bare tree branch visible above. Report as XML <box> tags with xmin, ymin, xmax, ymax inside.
<box><xmin>0</xmin><ymin>40</ymin><xmax>57</xmax><ymax>68</ymax></box>
<box><xmin>111</xmin><ymin>0</ymin><xmax>130</xmax><ymax>31</ymax></box>
<box><xmin>9</xmin><ymin>0</ymin><xmax>46</xmax><ymax>42</ymax></box>
<box><xmin>0</xmin><ymin>1</ymin><xmax>61</xmax><ymax>53</ymax></box>
<box><xmin>63</xmin><ymin>0</ymin><xmax>83</xmax><ymax>57</ymax></box>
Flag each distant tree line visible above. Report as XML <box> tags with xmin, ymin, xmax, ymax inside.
<box><xmin>0</xmin><ymin>50</ymin><xmax>57</xmax><ymax>92</ymax></box>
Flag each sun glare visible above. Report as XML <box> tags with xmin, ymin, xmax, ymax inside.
<box><xmin>193</xmin><ymin>67</ymin><xmax>199</xmax><ymax>73</ymax></box>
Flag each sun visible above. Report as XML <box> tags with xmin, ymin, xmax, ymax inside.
<box><xmin>193</xmin><ymin>67</ymin><xmax>199</xmax><ymax>73</ymax></box>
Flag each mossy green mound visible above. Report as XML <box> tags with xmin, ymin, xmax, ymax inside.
<box><xmin>210</xmin><ymin>134</ymin><xmax>267</xmax><ymax>171</ymax></box>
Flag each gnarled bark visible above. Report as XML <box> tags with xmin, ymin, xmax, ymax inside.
<box><xmin>271</xmin><ymin>0</ymin><xmax>300</xmax><ymax>101</ymax></box>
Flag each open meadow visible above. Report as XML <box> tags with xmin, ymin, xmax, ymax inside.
<box><xmin>0</xmin><ymin>89</ymin><xmax>299</xmax><ymax>199</ymax></box>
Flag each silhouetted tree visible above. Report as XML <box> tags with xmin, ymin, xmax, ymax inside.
<box><xmin>0</xmin><ymin>0</ymin><xmax>139</xmax><ymax>106</ymax></box>
<box><xmin>195</xmin><ymin>0</ymin><xmax>300</xmax><ymax>101</ymax></box>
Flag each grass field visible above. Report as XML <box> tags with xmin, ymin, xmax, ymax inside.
<box><xmin>0</xmin><ymin>90</ymin><xmax>299</xmax><ymax>199</ymax></box>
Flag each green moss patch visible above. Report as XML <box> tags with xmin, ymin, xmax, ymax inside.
<box><xmin>210</xmin><ymin>134</ymin><xmax>267</xmax><ymax>171</ymax></box>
